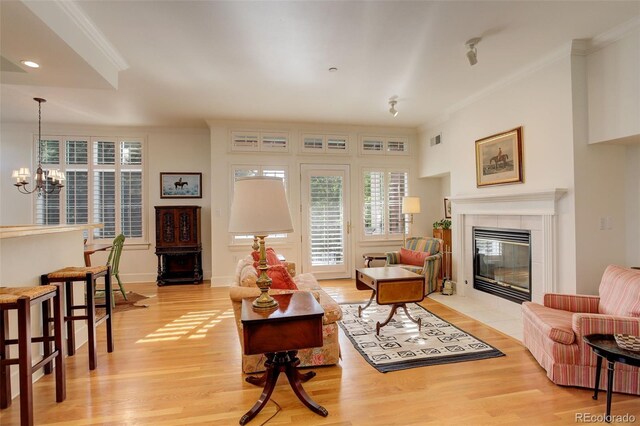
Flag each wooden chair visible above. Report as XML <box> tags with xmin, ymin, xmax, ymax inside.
<box><xmin>41</xmin><ymin>266</ymin><xmax>113</xmax><ymax>371</ymax></box>
<box><xmin>97</xmin><ymin>234</ymin><xmax>126</xmax><ymax>307</ymax></box>
<box><xmin>0</xmin><ymin>285</ymin><xmax>66</xmax><ymax>426</ymax></box>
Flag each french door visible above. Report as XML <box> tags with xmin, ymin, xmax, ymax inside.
<box><xmin>300</xmin><ymin>164</ymin><xmax>351</xmax><ymax>278</ymax></box>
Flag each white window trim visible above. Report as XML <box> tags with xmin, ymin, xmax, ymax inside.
<box><xmin>360</xmin><ymin>167</ymin><xmax>410</xmax><ymax>241</ymax></box>
<box><xmin>33</xmin><ymin>135</ymin><xmax>148</xmax><ymax>245</ymax></box>
<box><xmin>230</xmin><ymin>130</ymin><xmax>290</xmax><ymax>153</ymax></box>
<box><xmin>301</xmin><ymin>133</ymin><xmax>349</xmax><ymax>154</ymax></box>
<box><xmin>359</xmin><ymin>135</ymin><xmax>410</xmax><ymax>156</ymax></box>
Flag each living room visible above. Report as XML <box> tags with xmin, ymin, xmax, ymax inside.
<box><xmin>1</xmin><ymin>1</ymin><xmax>639</xmax><ymax>424</ymax></box>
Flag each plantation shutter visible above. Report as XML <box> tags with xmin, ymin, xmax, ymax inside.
<box><xmin>120</xmin><ymin>140</ymin><xmax>143</xmax><ymax>238</ymax></box>
<box><xmin>363</xmin><ymin>171</ymin><xmax>384</xmax><ymax>236</ymax></box>
<box><xmin>36</xmin><ymin>138</ymin><xmax>62</xmax><ymax>225</ymax></box>
<box><xmin>309</xmin><ymin>175</ymin><xmax>344</xmax><ymax>266</ymax></box>
<box><xmin>65</xmin><ymin>140</ymin><xmax>89</xmax><ymax>233</ymax></box>
<box><xmin>261</xmin><ymin>133</ymin><xmax>288</xmax><ymax>152</ymax></box>
<box><xmin>388</xmin><ymin>171</ymin><xmax>408</xmax><ymax>235</ymax></box>
<box><xmin>93</xmin><ymin>139</ymin><xmax>117</xmax><ymax>239</ymax></box>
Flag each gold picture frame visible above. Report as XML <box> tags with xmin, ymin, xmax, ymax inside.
<box><xmin>475</xmin><ymin>127</ymin><xmax>523</xmax><ymax>187</ymax></box>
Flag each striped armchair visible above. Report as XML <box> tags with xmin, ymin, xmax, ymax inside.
<box><xmin>522</xmin><ymin>265</ymin><xmax>640</xmax><ymax>395</ymax></box>
<box><xmin>386</xmin><ymin>236</ymin><xmax>443</xmax><ymax>295</ymax></box>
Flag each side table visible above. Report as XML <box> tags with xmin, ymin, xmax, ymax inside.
<box><xmin>240</xmin><ymin>292</ymin><xmax>328</xmax><ymax>425</ymax></box>
<box><xmin>362</xmin><ymin>252</ymin><xmax>387</xmax><ymax>268</ymax></box>
<box><xmin>583</xmin><ymin>334</ymin><xmax>640</xmax><ymax>422</ymax></box>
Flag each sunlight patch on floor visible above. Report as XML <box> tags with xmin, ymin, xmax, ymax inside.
<box><xmin>136</xmin><ymin>308</ymin><xmax>234</xmax><ymax>343</ymax></box>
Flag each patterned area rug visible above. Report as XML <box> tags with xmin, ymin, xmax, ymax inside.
<box><xmin>338</xmin><ymin>302</ymin><xmax>505</xmax><ymax>372</ymax></box>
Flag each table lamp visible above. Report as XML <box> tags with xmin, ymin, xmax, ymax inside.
<box><xmin>401</xmin><ymin>196</ymin><xmax>421</xmax><ymax>244</ymax></box>
<box><xmin>229</xmin><ymin>176</ymin><xmax>293</xmax><ymax>310</ymax></box>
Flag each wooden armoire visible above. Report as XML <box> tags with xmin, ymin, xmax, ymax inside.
<box><xmin>155</xmin><ymin>205</ymin><xmax>203</xmax><ymax>285</ymax></box>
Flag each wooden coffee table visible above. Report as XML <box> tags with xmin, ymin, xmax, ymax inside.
<box><xmin>356</xmin><ymin>267</ymin><xmax>425</xmax><ymax>335</ymax></box>
<box><xmin>240</xmin><ymin>292</ymin><xmax>328</xmax><ymax>425</ymax></box>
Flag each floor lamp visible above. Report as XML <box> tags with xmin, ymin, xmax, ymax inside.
<box><xmin>228</xmin><ymin>176</ymin><xmax>294</xmax><ymax>310</ymax></box>
<box><xmin>402</xmin><ymin>196</ymin><xmax>421</xmax><ymax>245</ymax></box>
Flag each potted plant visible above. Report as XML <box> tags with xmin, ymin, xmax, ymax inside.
<box><xmin>432</xmin><ymin>219</ymin><xmax>451</xmax><ymax>230</ymax></box>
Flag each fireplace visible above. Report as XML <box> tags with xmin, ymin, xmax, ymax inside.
<box><xmin>473</xmin><ymin>227</ymin><xmax>531</xmax><ymax>304</ymax></box>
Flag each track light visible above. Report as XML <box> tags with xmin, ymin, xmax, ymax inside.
<box><xmin>389</xmin><ymin>100</ymin><xmax>398</xmax><ymax>117</ymax></box>
<box><xmin>465</xmin><ymin>37</ymin><xmax>481</xmax><ymax>66</ymax></box>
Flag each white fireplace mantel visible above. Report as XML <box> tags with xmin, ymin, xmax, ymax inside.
<box><xmin>449</xmin><ymin>188</ymin><xmax>568</xmax><ymax>216</ymax></box>
<box><xmin>450</xmin><ymin>188</ymin><xmax>568</xmax><ymax>303</ymax></box>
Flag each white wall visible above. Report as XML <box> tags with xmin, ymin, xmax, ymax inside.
<box><xmin>587</xmin><ymin>27</ymin><xmax>640</xmax><ymax>144</ymax></box>
<box><xmin>0</xmin><ymin>123</ymin><xmax>212</xmax><ymax>283</ymax></box>
<box><xmin>419</xmin><ymin>53</ymin><xmax>579</xmax><ymax>293</ymax></box>
<box><xmin>208</xmin><ymin>119</ymin><xmax>423</xmax><ymax>284</ymax></box>
<box><xmin>572</xmin><ymin>53</ymin><xmax>629</xmax><ymax>293</ymax></box>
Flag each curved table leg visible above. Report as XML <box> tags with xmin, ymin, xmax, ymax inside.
<box><xmin>376</xmin><ymin>304</ymin><xmax>400</xmax><ymax>335</ymax></box>
<box><xmin>400</xmin><ymin>304</ymin><xmax>422</xmax><ymax>331</ymax></box>
<box><xmin>358</xmin><ymin>290</ymin><xmax>376</xmax><ymax>317</ymax></box>
<box><xmin>245</xmin><ymin>353</ymin><xmax>275</xmax><ymax>387</ymax></box>
<box><xmin>284</xmin><ymin>353</ymin><xmax>328</xmax><ymax>417</ymax></box>
<box><xmin>240</xmin><ymin>357</ymin><xmax>281</xmax><ymax>426</ymax></box>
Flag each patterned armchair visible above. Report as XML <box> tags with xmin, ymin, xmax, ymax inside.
<box><xmin>386</xmin><ymin>236</ymin><xmax>443</xmax><ymax>295</ymax></box>
<box><xmin>522</xmin><ymin>265</ymin><xmax>640</xmax><ymax>395</ymax></box>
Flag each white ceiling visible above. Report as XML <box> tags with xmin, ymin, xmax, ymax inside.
<box><xmin>1</xmin><ymin>1</ymin><xmax>639</xmax><ymax>129</ymax></box>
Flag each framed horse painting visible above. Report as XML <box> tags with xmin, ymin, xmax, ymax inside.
<box><xmin>475</xmin><ymin>127</ymin><xmax>523</xmax><ymax>187</ymax></box>
<box><xmin>160</xmin><ymin>172</ymin><xmax>202</xmax><ymax>198</ymax></box>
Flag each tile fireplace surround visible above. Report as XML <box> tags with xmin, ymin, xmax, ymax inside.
<box><xmin>429</xmin><ymin>189</ymin><xmax>568</xmax><ymax>341</ymax></box>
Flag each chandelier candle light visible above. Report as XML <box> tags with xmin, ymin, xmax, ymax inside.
<box><xmin>12</xmin><ymin>98</ymin><xmax>65</xmax><ymax>195</ymax></box>
<box><xmin>228</xmin><ymin>176</ymin><xmax>294</xmax><ymax>310</ymax></box>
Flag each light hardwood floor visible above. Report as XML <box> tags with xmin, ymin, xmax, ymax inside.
<box><xmin>2</xmin><ymin>280</ymin><xmax>639</xmax><ymax>425</ymax></box>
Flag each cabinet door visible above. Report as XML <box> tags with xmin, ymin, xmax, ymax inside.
<box><xmin>158</xmin><ymin>209</ymin><xmax>177</xmax><ymax>246</ymax></box>
<box><xmin>176</xmin><ymin>208</ymin><xmax>197</xmax><ymax>245</ymax></box>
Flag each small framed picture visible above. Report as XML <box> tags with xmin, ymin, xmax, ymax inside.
<box><xmin>475</xmin><ymin>127</ymin><xmax>523</xmax><ymax>187</ymax></box>
<box><xmin>444</xmin><ymin>197</ymin><xmax>451</xmax><ymax>218</ymax></box>
<box><xmin>160</xmin><ymin>172</ymin><xmax>202</xmax><ymax>199</ymax></box>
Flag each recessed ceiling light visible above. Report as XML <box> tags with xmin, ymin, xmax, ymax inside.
<box><xmin>328</xmin><ymin>67</ymin><xmax>338</xmax><ymax>72</ymax></box>
<box><xmin>21</xmin><ymin>60</ymin><xmax>40</xmax><ymax>68</ymax></box>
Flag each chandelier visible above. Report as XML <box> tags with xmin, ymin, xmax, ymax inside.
<box><xmin>12</xmin><ymin>98</ymin><xmax>65</xmax><ymax>196</ymax></box>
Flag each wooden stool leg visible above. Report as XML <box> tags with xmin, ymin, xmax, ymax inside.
<box><xmin>105</xmin><ymin>269</ymin><xmax>114</xmax><ymax>353</ymax></box>
<box><xmin>86</xmin><ymin>273</ymin><xmax>98</xmax><ymax>370</ymax></box>
<box><xmin>65</xmin><ymin>281</ymin><xmax>75</xmax><ymax>356</ymax></box>
<box><xmin>17</xmin><ymin>297</ymin><xmax>34</xmax><ymax>426</ymax></box>
<box><xmin>41</xmin><ymin>296</ymin><xmax>52</xmax><ymax>375</ymax></box>
<box><xmin>0</xmin><ymin>309</ymin><xmax>10</xmax><ymax>409</ymax></box>
<box><xmin>52</xmin><ymin>285</ymin><xmax>66</xmax><ymax>403</ymax></box>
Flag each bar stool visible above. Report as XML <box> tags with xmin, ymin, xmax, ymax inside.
<box><xmin>0</xmin><ymin>285</ymin><xmax>66</xmax><ymax>426</ymax></box>
<box><xmin>41</xmin><ymin>266</ymin><xmax>113</xmax><ymax>371</ymax></box>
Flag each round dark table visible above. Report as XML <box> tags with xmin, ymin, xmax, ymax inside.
<box><xmin>583</xmin><ymin>334</ymin><xmax>640</xmax><ymax>422</ymax></box>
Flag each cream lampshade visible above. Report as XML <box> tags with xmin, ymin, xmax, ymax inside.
<box><xmin>229</xmin><ymin>176</ymin><xmax>293</xmax><ymax>310</ymax></box>
<box><xmin>401</xmin><ymin>196</ymin><xmax>421</xmax><ymax>244</ymax></box>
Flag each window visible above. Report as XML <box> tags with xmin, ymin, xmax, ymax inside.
<box><xmin>35</xmin><ymin>136</ymin><xmax>145</xmax><ymax>243</ymax></box>
<box><xmin>230</xmin><ymin>131</ymin><xmax>289</xmax><ymax>152</ymax></box>
<box><xmin>301</xmin><ymin>133</ymin><xmax>348</xmax><ymax>154</ymax></box>
<box><xmin>359</xmin><ymin>135</ymin><xmax>410</xmax><ymax>155</ymax></box>
<box><xmin>231</xmin><ymin>165</ymin><xmax>288</xmax><ymax>242</ymax></box>
<box><xmin>362</xmin><ymin>168</ymin><xmax>408</xmax><ymax>239</ymax></box>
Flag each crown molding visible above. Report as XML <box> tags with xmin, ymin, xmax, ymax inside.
<box><xmin>22</xmin><ymin>0</ymin><xmax>128</xmax><ymax>88</ymax></box>
<box><xmin>55</xmin><ymin>0</ymin><xmax>129</xmax><ymax>71</ymax></box>
<box><xmin>587</xmin><ymin>16</ymin><xmax>640</xmax><ymax>54</ymax></box>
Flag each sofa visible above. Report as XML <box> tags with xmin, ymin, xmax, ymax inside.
<box><xmin>229</xmin><ymin>256</ymin><xmax>342</xmax><ymax>373</ymax></box>
<box><xmin>522</xmin><ymin>265</ymin><xmax>640</xmax><ymax>394</ymax></box>
<box><xmin>386</xmin><ymin>236</ymin><xmax>443</xmax><ymax>294</ymax></box>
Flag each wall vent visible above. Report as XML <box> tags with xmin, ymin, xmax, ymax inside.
<box><xmin>430</xmin><ymin>133</ymin><xmax>442</xmax><ymax>146</ymax></box>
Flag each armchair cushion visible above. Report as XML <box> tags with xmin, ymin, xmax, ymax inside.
<box><xmin>598</xmin><ymin>265</ymin><xmax>640</xmax><ymax>317</ymax></box>
<box><xmin>399</xmin><ymin>247</ymin><xmax>431</xmax><ymax>266</ymax></box>
<box><xmin>522</xmin><ymin>302</ymin><xmax>575</xmax><ymax>344</ymax></box>
<box><xmin>386</xmin><ymin>236</ymin><xmax>443</xmax><ymax>295</ymax></box>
